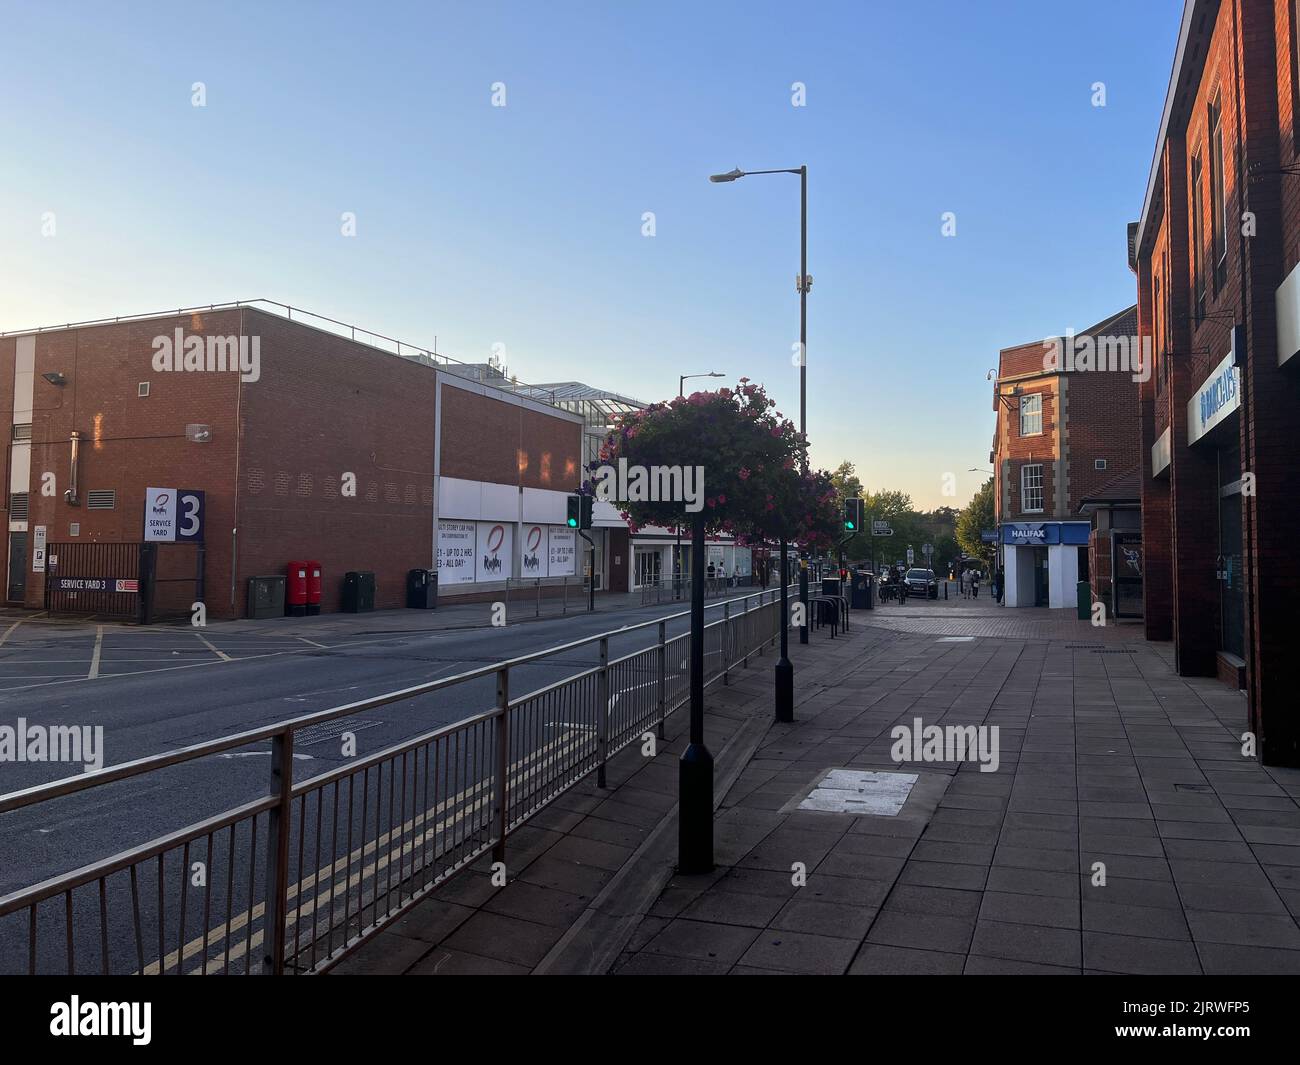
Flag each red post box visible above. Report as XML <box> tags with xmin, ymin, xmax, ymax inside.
<box><xmin>306</xmin><ymin>561</ymin><xmax>322</xmax><ymax>615</ymax></box>
<box><xmin>286</xmin><ymin>561</ymin><xmax>309</xmax><ymax>616</ymax></box>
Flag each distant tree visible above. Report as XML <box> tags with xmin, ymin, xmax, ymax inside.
<box><xmin>956</xmin><ymin>478</ymin><xmax>996</xmax><ymax>565</ymax></box>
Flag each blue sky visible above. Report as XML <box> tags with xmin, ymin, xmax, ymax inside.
<box><xmin>0</xmin><ymin>0</ymin><xmax>1181</xmax><ymax>508</ymax></box>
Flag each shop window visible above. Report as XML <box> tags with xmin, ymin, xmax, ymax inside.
<box><xmin>1019</xmin><ymin>394</ymin><xmax>1042</xmax><ymax>437</ymax></box>
<box><xmin>1021</xmin><ymin>464</ymin><xmax>1044</xmax><ymax>513</ymax></box>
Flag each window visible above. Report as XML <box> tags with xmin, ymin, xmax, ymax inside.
<box><xmin>1021</xmin><ymin>464</ymin><xmax>1044</xmax><ymax>513</ymax></box>
<box><xmin>1209</xmin><ymin>95</ymin><xmax>1227</xmax><ymax>288</ymax></box>
<box><xmin>138</xmin><ymin>382</ymin><xmax>150</xmax><ymax>398</ymax></box>
<box><xmin>1019</xmin><ymin>393</ymin><xmax>1043</xmax><ymax>436</ymax></box>
<box><xmin>1095</xmin><ymin>459</ymin><xmax>1108</xmax><ymax>471</ymax></box>
<box><xmin>12</xmin><ymin>423</ymin><xmax>32</xmax><ymax>442</ymax></box>
<box><xmin>1191</xmin><ymin>151</ymin><xmax>1206</xmax><ymax>316</ymax></box>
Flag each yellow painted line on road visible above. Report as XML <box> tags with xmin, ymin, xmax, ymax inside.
<box><xmin>195</xmin><ymin>633</ymin><xmax>232</xmax><ymax>662</ymax></box>
<box><xmin>87</xmin><ymin>626</ymin><xmax>103</xmax><ymax>679</ymax></box>
<box><xmin>0</xmin><ymin>620</ymin><xmax>24</xmax><ymax>647</ymax></box>
<box><xmin>142</xmin><ymin>729</ymin><xmax>591</xmax><ymax>974</ymax></box>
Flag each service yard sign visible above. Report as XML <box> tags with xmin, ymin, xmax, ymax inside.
<box><xmin>145</xmin><ymin>487</ymin><xmax>205</xmax><ymax>543</ymax></box>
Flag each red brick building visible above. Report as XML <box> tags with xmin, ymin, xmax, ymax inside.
<box><xmin>1</xmin><ymin>302</ymin><xmax>585</xmax><ymax>618</ymax></box>
<box><xmin>990</xmin><ymin>306</ymin><xmax>1142</xmax><ymax>613</ymax></box>
<box><xmin>1133</xmin><ymin>0</ymin><xmax>1300</xmax><ymax>766</ymax></box>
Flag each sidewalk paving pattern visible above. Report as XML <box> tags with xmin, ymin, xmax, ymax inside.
<box><xmin>335</xmin><ymin>603</ymin><xmax>1300</xmax><ymax>975</ymax></box>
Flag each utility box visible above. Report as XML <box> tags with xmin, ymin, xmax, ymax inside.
<box><xmin>342</xmin><ymin>571</ymin><xmax>376</xmax><ymax>613</ymax></box>
<box><xmin>286</xmin><ymin>561</ymin><xmax>309</xmax><ymax>617</ymax></box>
<box><xmin>821</xmin><ymin>578</ymin><xmax>842</xmax><ymax>596</ymax></box>
<box><xmin>306</xmin><ymin>561</ymin><xmax>322</xmax><ymax>616</ymax></box>
<box><xmin>249</xmin><ymin>575</ymin><xmax>286</xmax><ymax>619</ymax></box>
<box><xmin>406</xmin><ymin>568</ymin><xmax>437</xmax><ymax>609</ymax></box>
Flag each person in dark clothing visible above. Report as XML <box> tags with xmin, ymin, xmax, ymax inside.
<box><xmin>994</xmin><ymin>568</ymin><xmax>1004</xmax><ymax>604</ymax></box>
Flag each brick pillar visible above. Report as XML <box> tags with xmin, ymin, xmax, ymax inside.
<box><xmin>1136</xmin><ymin>255</ymin><xmax>1174</xmax><ymax>641</ymax></box>
<box><xmin>1238</xmin><ymin>0</ymin><xmax>1300</xmax><ymax>764</ymax></box>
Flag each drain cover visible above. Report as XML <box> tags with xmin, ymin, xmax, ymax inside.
<box><xmin>798</xmin><ymin>769</ymin><xmax>919</xmax><ymax>816</ymax></box>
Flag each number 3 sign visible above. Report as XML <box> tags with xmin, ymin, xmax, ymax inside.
<box><xmin>145</xmin><ymin>487</ymin><xmax>206</xmax><ymax>543</ymax></box>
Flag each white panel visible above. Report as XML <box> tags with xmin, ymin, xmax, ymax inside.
<box><xmin>480</xmin><ymin>482</ymin><xmax>519</xmax><ymax>523</ymax></box>
<box><xmin>522</xmin><ymin>487</ymin><xmax>568</xmax><ymax>525</ymax></box>
<box><xmin>9</xmin><ymin>444</ymin><xmax>30</xmax><ymax>495</ymax></box>
<box><xmin>548</xmin><ymin>528</ymin><xmax>577</xmax><ymax>575</ymax></box>
<box><xmin>592</xmin><ymin>498</ymin><xmax>623</xmax><ymax>526</ymax></box>
<box><xmin>438</xmin><ymin>477</ymin><xmax>482</xmax><ymax>521</ymax></box>
<box><xmin>1187</xmin><ymin>350</ymin><xmax>1239</xmax><ymax>445</ymax></box>
<box><xmin>1049</xmin><ymin>544</ymin><xmax>1079</xmax><ymax>609</ymax></box>
<box><xmin>1278</xmin><ymin>262</ymin><xmax>1300</xmax><ymax>367</ymax></box>
<box><xmin>14</xmin><ymin>335</ymin><xmax>35</xmax><ymax>423</ymax></box>
<box><xmin>1151</xmin><ymin>426</ymin><xmax>1171</xmax><ymax>477</ymax></box>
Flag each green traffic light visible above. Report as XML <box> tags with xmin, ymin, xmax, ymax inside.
<box><xmin>567</xmin><ymin>517</ymin><xmax>578</xmax><ymax>528</ymax></box>
<box><xmin>846</xmin><ymin>521</ymin><xmax>855</xmax><ymax>530</ymax></box>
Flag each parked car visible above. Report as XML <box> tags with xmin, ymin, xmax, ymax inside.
<box><xmin>905</xmin><ymin>568</ymin><xmax>939</xmax><ymax>599</ymax></box>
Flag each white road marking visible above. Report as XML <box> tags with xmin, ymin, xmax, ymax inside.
<box><xmin>296</xmin><ymin>636</ymin><xmax>328</xmax><ymax>649</ymax></box>
<box><xmin>87</xmin><ymin>626</ymin><xmax>104</xmax><ymax>679</ymax></box>
<box><xmin>217</xmin><ymin>751</ymin><xmax>314</xmax><ymax>761</ymax></box>
<box><xmin>195</xmin><ymin>632</ymin><xmax>232</xmax><ymax>661</ymax></box>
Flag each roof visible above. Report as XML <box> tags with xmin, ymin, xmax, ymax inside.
<box><xmin>1135</xmin><ymin>0</ymin><xmax>1218</xmax><ymax>258</ymax></box>
<box><xmin>1077</xmin><ymin>465</ymin><xmax>1142</xmax><ymax>511</ymax></box>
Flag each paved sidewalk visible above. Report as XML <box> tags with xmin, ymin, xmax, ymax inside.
<box><xmin>336</xmin><ymin>607</ymin><xmax>1300</xmax><ymax>975</ymax></box>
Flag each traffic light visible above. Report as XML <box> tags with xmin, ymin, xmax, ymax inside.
<box><xmin>844</xmin><ymin>497</ymin><xmax>863</xmax><ymax>532</ymax></box>
<box><xmin>567</xmin><ymin>494</ymin><xmax>594</xmax><ymax>530</ymax></box>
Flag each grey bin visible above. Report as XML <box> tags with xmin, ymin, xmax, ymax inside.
<box><xmin>248</xmin><ymin>575</ymin><xmax>286</xmax><ymax>619</ymax></box>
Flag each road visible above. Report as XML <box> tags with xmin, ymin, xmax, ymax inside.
<box><xmin>0</xmin><ymin>589</ymin><xmax>781</xmax><ymax>973</ymax></box>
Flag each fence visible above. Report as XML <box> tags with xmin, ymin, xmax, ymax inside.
<box><xmin>0</xmin><ymin>584</ymin><xmax>797</xmax><ymax>976</ymax></box>
<box><xmin>502</xmin><ymin>576</ymin><xmax>590</xmax><ymax>618</ymax></box>
<box><xmin>43</xmin><ymin>542</ymin><xmax>205</xmax><ymax>623</ymax></box>
<box><xmin>638</xmin><ymin>573</ymin><xmax>757</xmax><ymax>607</ymax></box>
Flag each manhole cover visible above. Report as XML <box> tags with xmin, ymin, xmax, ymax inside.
<box><xmin>296</xmin><ymin>718</ymin><xmax>384</xmax><ymax>746</ymax></box>
<box><xmin>798</xmin><ymin>769</ymin><xmax>918</xmax><ymax>816</ymax></box>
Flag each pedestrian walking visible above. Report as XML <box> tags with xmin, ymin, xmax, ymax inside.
<box><xmin>994</xmin><ymin>568</ymin><xmax>1004</xmax><ymax>604</ymax></box>
<box><xmin>972</xmin><ymin>570</ymin><xmax>981</xmax><ymax>599</ymax></box>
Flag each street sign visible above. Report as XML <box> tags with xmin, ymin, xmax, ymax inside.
<box><xmin>922</xmin><ymin>543</ymin><xmax>933</xmax><ymax>557</ymax></box>
<box><xmin>906</xmin><ymin>547</ymin><xmax>914</xmax><ymax>566</ymax></box>
<box><xmin>872</xmin><ymin>520</ymin><xmax>893</xmax><ymax>536</ymax></box>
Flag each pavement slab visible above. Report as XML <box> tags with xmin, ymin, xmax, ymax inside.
<box><xmin>332</xmin><ymin>600</ymin><xmax>1300</xmax><ymax>975</ymax></box>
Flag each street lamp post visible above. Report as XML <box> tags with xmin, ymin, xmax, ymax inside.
<box><xmin>676</xmin><ymin>372</ymin><xmax>724</xmax><ymax>598</ymax></box>
<box><xmin>710</xmin><ymin>164</ymin><xmax>812</xmax><ymax>643</ymax></box>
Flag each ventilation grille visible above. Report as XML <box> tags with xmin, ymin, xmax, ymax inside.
<box><xmin>9</xmin><ymin>492</ymin><xmax>28</xmax><ymax>520</ymax></box>
<box><xmin>87</xmin><ymin>489</ymin><xmax>116</xmax><ymax>510</ymax></box>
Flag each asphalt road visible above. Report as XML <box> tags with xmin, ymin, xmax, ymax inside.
<box><xmin>0</xmin><ymin>590</ymin><xmax>782</xmax><ymax>973</ymax></box>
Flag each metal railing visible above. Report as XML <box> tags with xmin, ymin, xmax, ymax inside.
<box><xmin>0</xmin><ymin>299</ymin><xmax>558</xmax><ymax>405</ymax></box>
<box><xmin>0</xmin><ymin>584</ymin><xmax>797</xmax><ymax>975</ymax></box>
<box><xmin>638</xmin><ymin>573</ymin><xmax>757</xmax><ymax>607</ymax></box>
<box><xmin>502</xmin><ymin>576</ymin><xmax>590</xmax><ymax>618</ymax></box>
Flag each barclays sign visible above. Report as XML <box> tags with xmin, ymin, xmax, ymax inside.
<box><xmin>1188</xmin><ymin>344</ymin><xmax>1241</xmax><ymax>446</ymax></box>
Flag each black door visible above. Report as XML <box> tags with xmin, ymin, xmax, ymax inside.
<box><xmin>1033</xmin><ymin>547</ymin><xmax>1050</xmax><ymax>606</ymax></box>
<box><xmin>1112</xmin><ymin>532</ymin><xmax>1143</xmax><ymax>619</ymax></box>
<box><xmin>7</xmin><ymin>532</ymin><xmax>27</xmax><ymax>603</ymax></box>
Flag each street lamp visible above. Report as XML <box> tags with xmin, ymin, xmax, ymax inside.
<box><xmin>674</xmin><ymin>372</ymin><xmax>724</xmax><ymax>596</ymax></box>
<box><xmin>680</xmin><ymin>371</ymin><xmax>724</xmax><ymax>397</ymax></box>
<box><xmin>710</xmin><ymin>164</ymin><xmax>812</xmax><ymax>649</ymax></box>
